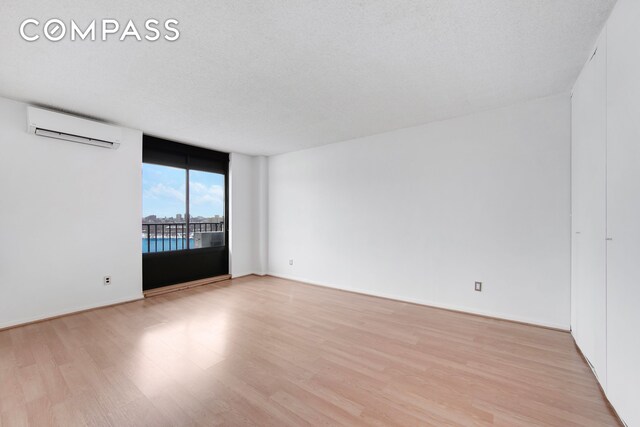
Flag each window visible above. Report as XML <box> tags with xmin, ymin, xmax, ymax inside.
<box><xmin>142</xmin><ymin>164</ymin><xmax>226</xmax><ymax>253</ymax></box>
<box><xmin>189</xmin><ymin>169</ymin><xmax>225</xmax><ymax>248</ymax></box>
<box><xmin>142</xmin><ymin>135</ymin><xmax>229</xmax><ymax>290</ymax></box>
<box><xmin>142</xmin><ymin>163</ymin><xmax>187</xmax><ymax>253</ymax></box>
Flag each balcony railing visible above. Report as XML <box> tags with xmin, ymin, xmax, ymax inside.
<box><xmin>142</xmin><ymin>222</ymin><xmax>224</xmax><ymax>253</ymax></box>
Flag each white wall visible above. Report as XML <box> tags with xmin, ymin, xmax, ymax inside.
<box><xmin>0</xmin><ymin>97</ymin><xmax>268</xmax><ymax>328</ymax></box>
<box><xmin>571</xmin><ymin>30</ymin><xmax>607</xmax><ymax>385</ymax></box>
<box><xmin>230</xmin><ymin>153</ymin><xmax>268</xmax><ymax>277</ymax></box>
<box><xmin>0</xmin><ymin>97</ymin><xmax>143</xmax><ymax>329</ymax></box>
<box><xmin>269</xmin><ymin>94</ymin><xmax>571</xmax><ymax>329</ymax></box>
<box><xmin>571</xmin><ymin>0</ymin><xmax>640</xmax><ymax>424</ymax></box>
<box><xmin>604</xmin><ymin>0</ymin><xmax>640</xmax><ymax>424</ymax></box>
<box><xmin>571</xmin><ymin>0</ymin><xmax>640</xmax><ymax>426</ymax></box>
<box><xmin>257</xmin><ymin>156</ymin><xmax>269</xmax><ymax>274</ymax></box>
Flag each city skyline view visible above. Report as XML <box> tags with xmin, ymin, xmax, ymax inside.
<box><xmin>142</xmin><ymin>163</ymin><xmax>225</xmax><ymax>219</ymax></box>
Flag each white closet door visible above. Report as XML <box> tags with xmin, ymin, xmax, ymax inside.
<box><xmin>571</xmin><ymin>32</ymin><xmax>607</xmax><ymax>385</ymax></box>
<box><xmin>606</xmin><ymin>1</ymin><xmax>640</xmax><ymax>424</ymax></box>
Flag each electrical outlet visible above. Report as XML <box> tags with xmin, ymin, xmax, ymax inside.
<box><xmin>289</xmin><ymin>259</ymin><xmax>294</xmax><ymax>266</ymax></box>
<box><xmin>104</xmin><ymin>276</ymin><xmax>112</xmax><ymax>286</ymax></box>
<box><xmin>474</xmin><ymin>281</ymin><xmax>482</xmax><ymax>292</ymax></box>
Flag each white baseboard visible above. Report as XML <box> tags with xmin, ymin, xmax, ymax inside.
<box><xmin>232</xmin><ymin>272</ymin><xmax>267</xmax><ymax>279</ymax></box>
<box><xmin>0</xmin><ymin>294</ymin><xmax>144</xmax><ymax>330</ymax></box>
<box><xmin>230</xmin><ymin>272</ymin><xmax>253</xmax><ymax>279</ymax></box>
<box><xmin>267</xmin><ymin>272</ymin><xmax>570</xmax><ymax>331</ymax></box>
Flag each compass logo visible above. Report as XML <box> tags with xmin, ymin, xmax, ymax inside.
<box><xmin>19</xmin><ymin>18</ymin><xmax>180</xmax><ymax>42</ymax></box>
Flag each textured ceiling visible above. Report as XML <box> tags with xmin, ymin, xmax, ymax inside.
<box><xmin>0</xmin><ymin>0</ymin><xmax>615</xmax><ymax>155</ymax></box>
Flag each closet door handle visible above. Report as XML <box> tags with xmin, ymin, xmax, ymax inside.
<box><xmin>606</xmin><ymin>237</ymin><xmax>613</xmax><ymax>241</ymax></box>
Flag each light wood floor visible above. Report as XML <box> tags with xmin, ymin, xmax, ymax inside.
<box><xmin>0</xmin><ymin>275</ymin><xmax>620</xmax><ymax>426</ymax></box>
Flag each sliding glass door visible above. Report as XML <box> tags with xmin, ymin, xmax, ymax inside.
<box><xmin>142</xmin><ymin>136</ymin><xmax>229</xmax><ymax>291</ymax></box>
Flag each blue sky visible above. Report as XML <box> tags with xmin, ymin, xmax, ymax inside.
<box><xmin>142</xmin><ymin>163</ymin><xmax>224</xmax><ymax>218</ymax></box>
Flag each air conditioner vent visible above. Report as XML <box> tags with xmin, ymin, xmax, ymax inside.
<box><xmin>27</xmin><ymin>106</ymin><xmax>122</xmax><ymax>149</ymax></box>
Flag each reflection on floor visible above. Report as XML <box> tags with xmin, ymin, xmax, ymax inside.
<box><xmin>0</xmin><ymin>275</ymin><xmax>621</xmax><ymax>426</ymax></box>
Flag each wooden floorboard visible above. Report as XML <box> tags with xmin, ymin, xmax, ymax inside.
<box><xmin>0</xmin><ymin>275</ymin><xmax>621</xmax><ymax>426</ymax></box>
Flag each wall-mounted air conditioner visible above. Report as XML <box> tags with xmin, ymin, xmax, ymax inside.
<box><xmin>27</xmin><ymin>106</ymin><xmax>122</xmax><ymax>149</ymax></box>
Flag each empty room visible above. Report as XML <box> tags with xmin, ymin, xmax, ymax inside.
<box><xmin>0</xmin><ymin>0</ymin><xmax>638</xmax><ymax>426</ymax></box>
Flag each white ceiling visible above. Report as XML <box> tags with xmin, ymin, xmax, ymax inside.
<box><xmin>0</xmin><ymin>1</ymin><xmax>615</xmax><ymax>156</ymax></box>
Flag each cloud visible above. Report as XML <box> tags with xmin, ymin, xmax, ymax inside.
<box><xmin>190</xmin><ymin>181</ymin><xmax>224</xmax><ymax>207</ymax></box>
<box><xmin>142</xmin><ymin>178</ymin><xmax>223</xmax><ymax>218</ymax></box>
<box><xmin>144</xmin><ymin>183</ymin><xmax>186</xmax><ymax>203</ymax></box>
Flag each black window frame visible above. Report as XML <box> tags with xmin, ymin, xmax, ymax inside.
<box><xmin>142</xmin><ymin>135</ymin><xmax>230</xmax><ymax>290</ymax></box>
